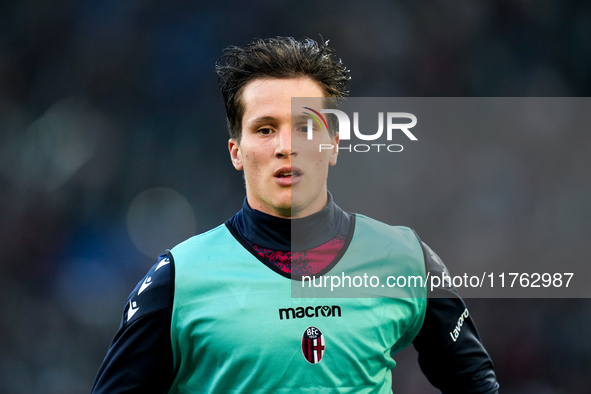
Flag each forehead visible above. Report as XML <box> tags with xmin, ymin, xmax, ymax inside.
<box><xmin>241</xmin><ymin>77</ymin><xmax>326</xmax><ymax>123</ymax></box>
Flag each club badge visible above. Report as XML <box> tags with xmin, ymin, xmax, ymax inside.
<box><xmin>302</xmin><ymin>326</ymin><xmax>325</xmax><ymax>364</ymax></box>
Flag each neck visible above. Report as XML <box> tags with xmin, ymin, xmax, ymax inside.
<box><xmin>247</xmin><ymin>192</ymin><xmax>329</xmax><ymax>219</ymax></box>
<box><xmin>228</xmin><ymin>192</ymin><xmax>350</xmax><ymax>251</ymax></box>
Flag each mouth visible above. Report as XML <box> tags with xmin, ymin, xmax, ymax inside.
<box><xmin>274</xmin><ymin>167</ymin><xmax>303</xmax><ymax>186</ymax></box>
<box><xmin>275</xmin><ymin>169</ymin><xmax>302</xmax><ymax>178</ymax></box>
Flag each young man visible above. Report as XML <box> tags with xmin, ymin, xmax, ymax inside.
<box><xmin>92</xmin><ymin>37</ymin><xmax>499</xmax><ymax>393</ymax></box>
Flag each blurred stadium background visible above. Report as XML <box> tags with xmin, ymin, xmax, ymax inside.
<box><xmin>1</xmin><ymin>0</ymin><xmax>590</xmax><ymax>392</ymax></box>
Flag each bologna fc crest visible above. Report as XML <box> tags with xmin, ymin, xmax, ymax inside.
<box><xmin>302</xmin><ymin>326</ymin><xmax>325</xmax><ymax>364</ymax></box>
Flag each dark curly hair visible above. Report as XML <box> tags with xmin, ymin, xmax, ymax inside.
<box><xmin>215</xmin><ymin>37</ymin><xmax>350</xmax><ymax>141</ymax></box>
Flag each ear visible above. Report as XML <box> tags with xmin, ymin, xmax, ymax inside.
<box><xmin>329</xmin><ymin>133</ymin><xmax>339</xmax><ymax>166</ymax></box>
<box><xmin>228</xmin><ymin>138</ymin><xmax>243</xmax><ymax>170</ymax></box>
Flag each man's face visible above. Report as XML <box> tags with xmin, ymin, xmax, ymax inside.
<box><xmin>228</xmin><ymin>77</ymin><xmax>339</xmax><ymax>218</ymax></box>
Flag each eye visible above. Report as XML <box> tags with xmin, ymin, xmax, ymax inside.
<box><xmin>295</xmin><ymin>124</ymin><xmax>309</xmax><ymax>134</ymax></box>
<box><xmin>257</xmin><ymin>128</ymin><xmax>273</xmax><ymax>135</ymax></box>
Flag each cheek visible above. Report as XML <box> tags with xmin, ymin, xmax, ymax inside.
<box><xmin>241</xmin><ymin>152</ymin><xmax>264</xmax><ymax>179</ymax></box>
<box><xmin>311</xmin><ymin>153</ymin><xmax>332</xmax><ymax>178</ymax></box>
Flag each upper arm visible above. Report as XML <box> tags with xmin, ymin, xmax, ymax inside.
<box><xmin>413</xmin><ymin>241</ymin><xmax>500</xmax><ymax>394</ymax></box>
<box><xmin>91</xmin><ymin>254</ymin><xmax>175</xmax><ymax>393</ymax></box>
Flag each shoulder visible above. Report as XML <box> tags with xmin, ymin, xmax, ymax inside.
<box><xmin>123</xmin><ymin>254</ymin><xmax>173</xmax><ymax>327</ymax></box>
<box><xmin>349</xmin><ymin>214</ymin><xmax>453</xmax><ymax>283</ymax></box>
<box><xmin>352</xmin><ymin>213</ymin><xmax>422</xmax><ymax>250</ymax></box>
<box><xmin>353</xmin><ymin>213</ymin><xmax>417</xmax><ymax>236</ymax></box>
<box><xmin>170</xmin><ymin>223</ymin><xmax>231</xmax><ymax>255</ymax></box>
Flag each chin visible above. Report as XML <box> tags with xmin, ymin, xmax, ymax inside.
<box><xmin>267</xmin><ymin>199</ymin><xmax>291</xmax><ymax>217</ymax></box>
<box><xmin>285</xmin><ymin>201</ymin><xmax>313</xmax><ymax>219</ymax></box>
<box><xmin>268</xmin><ymin>205</ymin><xmax>290</xmax><ymax>218</ymax></box>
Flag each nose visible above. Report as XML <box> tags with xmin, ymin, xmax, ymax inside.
<box><xmin>275</xmin><ymin>127</ymin><xmax>295</xmax><ymax>158</ymax></box>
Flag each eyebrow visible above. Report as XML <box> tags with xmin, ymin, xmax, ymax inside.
<box><xmin>293</xmin><ymin>114</ymin><xmax>310</xmax><ymax>122</ymax></box>
<box><xmin>245</xmin><ymin>114</ymin><xmax>312</xmax><ymax>129</ymax></box>
<box><xmin>246</xmin><ymin>116</ymin><xmax>278</xmax><ymax>128</ymax></box>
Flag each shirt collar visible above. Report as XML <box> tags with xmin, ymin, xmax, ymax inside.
<box><xmin>228</xmin><ymin>192</ymin><xmax>350</xmax><ymax>251</ymax></box>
